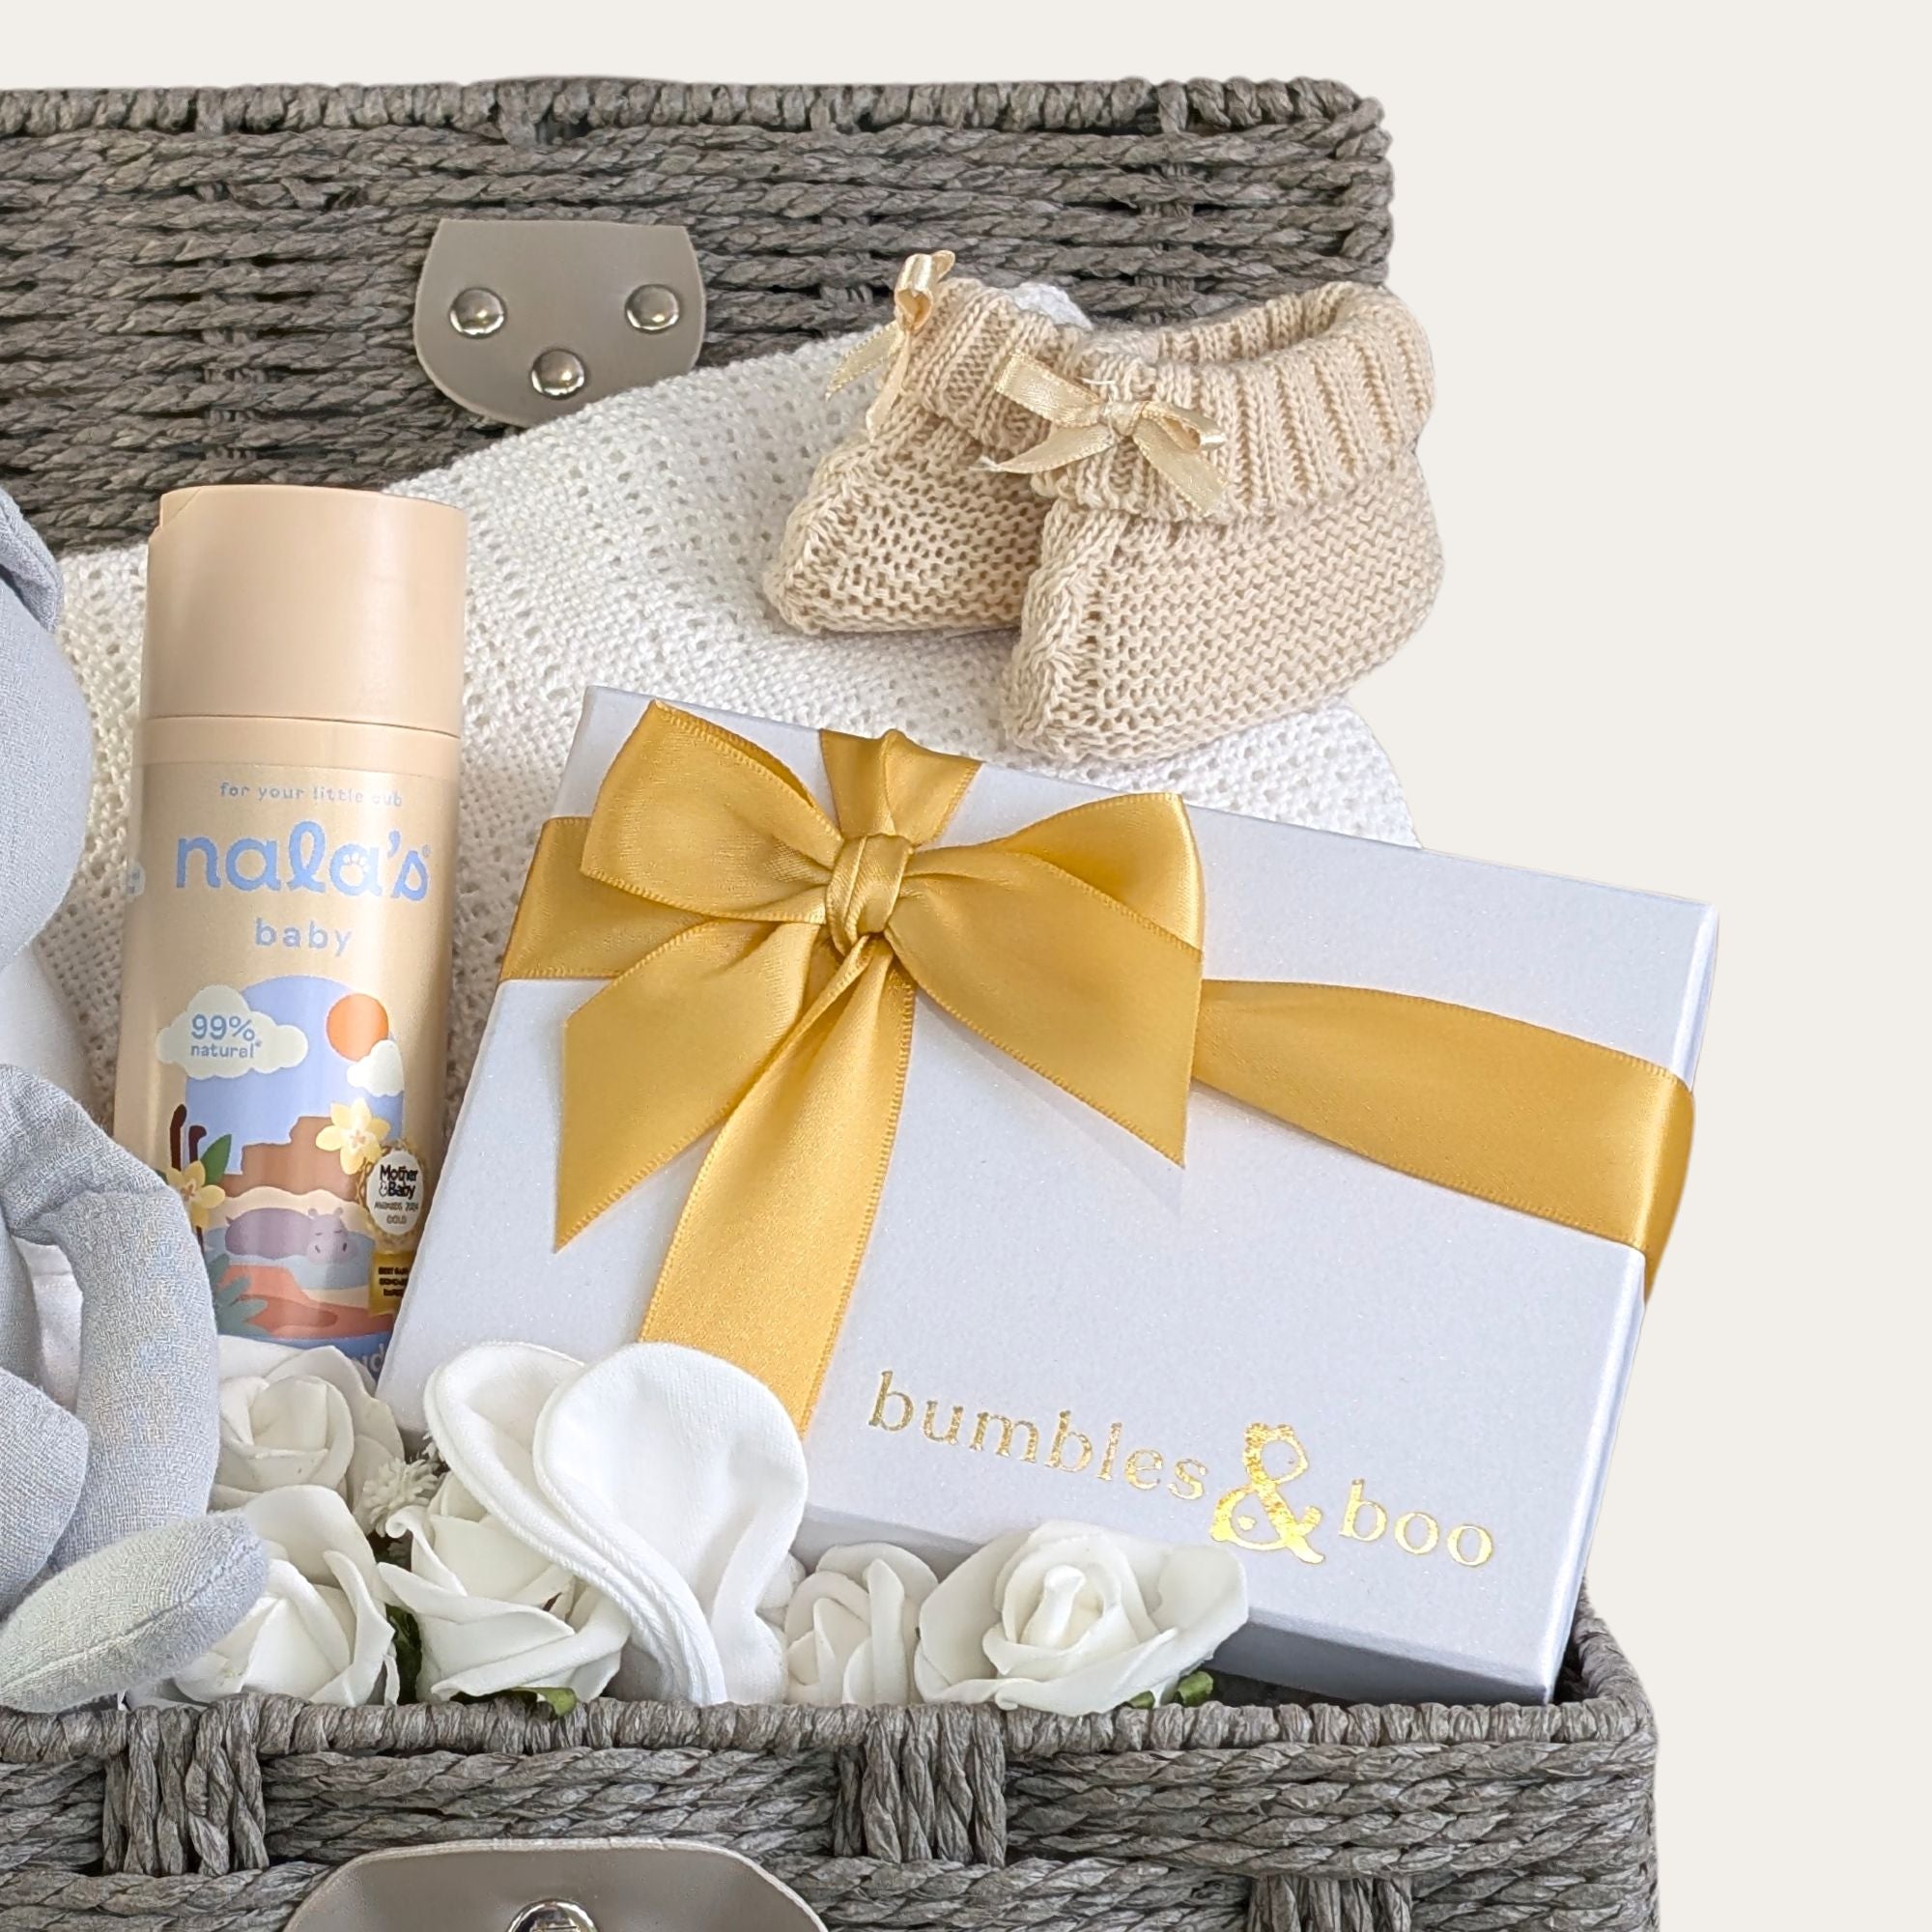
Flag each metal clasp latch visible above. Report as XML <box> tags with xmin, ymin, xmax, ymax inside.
<box><xmin>283</xmin><ymin>1836</ymin><xmax>827</xmax><ymax>1931</ymax></box>
<box><xmin>413</xmin><ymin>219</ymin><xmax>706</xmax><ymax>428</ymax></box>
<box><xmin>508</xmin><ymin>1905</ymin><xmax>597</xmax><ymax>1932</ymax></box>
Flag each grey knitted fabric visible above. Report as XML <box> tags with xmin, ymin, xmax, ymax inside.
<box><xmin>0</xmin><ymin>1069</ymin><xmax>217</xmax><ymax>1567</ymax></box>
<box><xmin>0</xmin><ymin>492</ymin><xmax>91</xmax><ymax>1406</ymax></box>
<box><xmin>0</xmin><ymin>1383</ymin><xmax>82</xmax><ymax>1618</ymax></box>
<box><xmin>0</xmin><ymin>79</ymin><xmax>1393</xmax><ymax>553</ymax></box>
<box><xmin>0</xmin><ymin>495</ymin><xmax>87</xmax><ymax>984</ymax></box>
<box><xmin>0</xmin><ymin>502</ymin><xmax>91</xmax><ymax>1609</ymax></box>
<box><xmin>0</xmin><ymin>1068</ymin><xmax>269</xmax><ymax>1714</ymax></box>
<box><xmin>0</xmin><ymin>1602</ymin><xmax>1659</xmax><ymax>1928</ymax></box>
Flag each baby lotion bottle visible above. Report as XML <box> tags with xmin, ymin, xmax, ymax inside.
<box><xmin>115</xmin><ymin>485</ymin><xmax>466</xmax><ymax>1367</ymax></box>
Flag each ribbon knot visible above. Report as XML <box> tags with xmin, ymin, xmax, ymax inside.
<box><xmin>987</xmin><ymin>353</ymin><xmax>1229</xmax><ymax>514</ymax></box>
<box><xmin>504</xmin><ymin>704</ymin><xmax>1207</xmax><ymax>1424</ymax></box>
<box><xmin>827</xmin><ymin>249</ymin><xmax>956</xmax><ymax>436</ymax></box>
<box><xmin>826</xmin><ymin>833</ymin><xmax>912</xmax><ymax>955</ymax></box>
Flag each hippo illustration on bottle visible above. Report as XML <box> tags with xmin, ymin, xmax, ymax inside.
<box><xmin>222</xmin><ymin>1206</ymin><xmax>372</xmax><ymax>1284</ymax></box>
<box><xmin>209</xmin><ymin>1204</ymin><xmax>376</xmax><ymax>1298</ymax></box>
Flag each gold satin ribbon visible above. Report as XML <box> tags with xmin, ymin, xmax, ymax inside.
<box><xmin>986</xmin><ymin>352</ymin><xmax>1229</xmax><ymax>514</ymax></box>
<box><xmin>503</xmin><ymin>705</ymin><xmax>1693</xmax><ymax>1429</ymax></box>
<box><xmin>827</xmin><ymin>249</ymin><xmax>955</xmax><ymax>435</ymax></box>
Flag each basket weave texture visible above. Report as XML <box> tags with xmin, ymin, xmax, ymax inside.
<box><xmin>0</xmin><ymin>77</ymin><xmax>1392</xmax><ymax>553</ymax></box>
<box><xmin>0</xmin><ymin>1605</ymin><xmax>1656</xmax><ymax>1930</ymax></box>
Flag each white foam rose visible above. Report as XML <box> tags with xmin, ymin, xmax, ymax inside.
<box><xmin>213</xmin><ymin>1337</ymin><xmax>406</xmax><ymax>1512</ymax></box>
<box><xmin>171</xmin><ymin>1486</ymin><xmax>398</xmax><ymax>1705</ymax></box>
<box><xmin>378</xmin><ymin>1474</ymin><xmax>629</xmax><ymax>1703</ymax></box>
<box><xmin>914</xmin><ymin>1520</ymin><xmax>1246</xmax><ymax>1715</ymax></box>
<box><xmin>784</xmin><ymin>1545</ymin><xmax>938</xmax><ymax>1706</ymax></box>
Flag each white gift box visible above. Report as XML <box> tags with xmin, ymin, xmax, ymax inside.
<box><xmin>383</xmin><ymin>687</ymin><xmax>1716</xmax><ymax>1703</ymax></box>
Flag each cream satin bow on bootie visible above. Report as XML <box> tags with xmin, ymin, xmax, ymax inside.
<box><xmin>423</xmin><ymin>1342</ymin><xmax>807</xmax><ymax>1704</ymax></box>
<box><xmin>985</xmin><ymin>351</ymin><xmax>1229</xmax><ymax>514</ymax></box>
<box><xmin>825</xmin><ymin>248</ymin><xmax>956</xmax><ymax>435</ymax></box>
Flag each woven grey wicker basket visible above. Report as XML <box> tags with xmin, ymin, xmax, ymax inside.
<box><xmin>0</xmin><ymin>77</ymin><xmax>1393</xmax><ymax>553</ymax></box>
<box><xmin>0</xmin><ymin>72</ymin><xmax>1665</xmax><ymax>1932</ymax></box>
<box><xmin>0</xmin><ymin>1602</ymin><xmax>1655</xmax><ymax>1930</ymax></box>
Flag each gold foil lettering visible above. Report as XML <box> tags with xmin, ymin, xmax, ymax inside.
<box><xmin>859</xmin><ymin>1373</ymin><xmax>1494</xmax><ymax>1576</ymax></box>
<box><xmin>1210</xmin><ymin>1425</ymin><xmax>1324</xmax><ymax>1564</ymax></box>
<box><xmin>1048</xmin><ymin>1409</ymin><xmax>1093</xmax><ymax>1473</ymax></box>
<box><xmin>971</xmin><ymin>1410</ymin><xmax>1040</xmax><ymax>1463</ymax></box>
<box><xmin>1342</xmin><ymin>1480</ymin><xmax>1388</xmax><ymax>1543</ymax></box>
<box><xmin>1394</xmin><ymin>1511</ymin><xmax>1440</xmax><ymax>1556</ymax></box>
<box><xmin>869</xmin><ymin>1370</ymin><xmax>913</xmax><ymax>1432</ymax></box>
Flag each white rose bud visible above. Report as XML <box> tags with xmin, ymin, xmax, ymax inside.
<box><xmin>378</xmin><ymin>1475</ymin><xmax>628</xmax><ymax>1703</ymax></box>
<box><xmin>213</xmin><ymin>1338</ymin><xmax>406</xmax><ymax>1511</ymax></box>
<box><xmin>784</xmin><ymin>1545</ymin><xmax>937</xmax><ymax>1706</ymax></box>
<box><xmin>914</xmin><ymin>1520</ymin><xmax>1246</xmax><ymax>1716</ymax></box>
<box><xmin>170</xmin><ymin>1486</ymin><xmax>398</xmax><ymax>1706</ymax></box>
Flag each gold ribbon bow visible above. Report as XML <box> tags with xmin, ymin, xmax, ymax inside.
<box><xmin>504</xmin><ymin>706</ymin><xmax>1693</xmax><ymax>1431</ymax></box>
<box><xmin>987</xmin><ymin>352</ymin><xmax>1229</xmax><ymax>514</ymax></box>
<box><xmin>827</xmin><ymin>249</ymin><xmax>956</xmax><ymax>436</ymax></box>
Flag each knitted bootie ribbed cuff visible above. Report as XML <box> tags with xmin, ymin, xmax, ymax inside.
<box><xmin>1000</xmin><ymin>283</ymin><xmax>1440</xmax><ymax>760</ymax></box>
<box><xmin>764</xmin><ymin>273</ymin><xmax>1083</xmax><ymax>636</ymax></box>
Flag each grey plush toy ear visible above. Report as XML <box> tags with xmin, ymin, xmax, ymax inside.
<box><xmin>0</xmin><ymin>1512</ymin><xmax>267</xmax><ymax>1715</ymax></box>
<box><xmin>0</xmin><ymin>486</ymin><xmax>91</xmax><ymax>970</ymax></box>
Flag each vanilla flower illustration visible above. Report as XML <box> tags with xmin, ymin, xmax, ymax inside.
<box><xmin>316</xmin><ymin>1099</ymin><xmax>388</xmax><ymax>1176</ymax></box>
<box><xmin>164</xmin><ymin>1158</ymin><xmax>227</xmax><ymax>1232</ymax></box>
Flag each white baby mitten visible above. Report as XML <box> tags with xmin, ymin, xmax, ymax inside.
<box><xmin>534</xmin><ymin>1344</ymin><xmax>808</xmax><ymax>1706</ymax></box>
<box><xmin>428</xmin><ymin>1341</ymin><xmax>808</xmax><ymax>1704</ymax></box>
<box><xmin>425</xmin><ymin>1342</ymin><xmax>722</xmax><ymax>1701</ymax></box>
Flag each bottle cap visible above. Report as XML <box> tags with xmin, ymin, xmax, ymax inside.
<box><xmin>144</xmin><ymin>484</ymin><xmax>467</xmax><ymax>736</ymax></box>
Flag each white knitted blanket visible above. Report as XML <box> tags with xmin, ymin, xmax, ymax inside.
<box><xmin>47</xmin><ymin>325</ymin><xmax>1413</xmax><ymax>1114</ymax></box>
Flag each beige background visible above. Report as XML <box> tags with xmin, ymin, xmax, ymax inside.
<box><xmin>8</xmin><ymin>6</ymin><xmax>1926</xmax><ymax>1922</ymax></box>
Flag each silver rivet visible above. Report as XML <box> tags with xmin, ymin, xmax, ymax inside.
<box><xmin>624</xmin><ymin>283</ymin><xmax>681</xmax><ymax>333</ymax></box>
<box><xmin>448</xmin><ymin>287</ymin><xmax>506</xmax><ymax>337</ymax></box>
<box><xmin>529</xmin><ymin>349</ymin><xmax>587</xmax><ymax>398</ymax></box>
<box><xmin>507</xmin><ymin>1904</ymin><xmax>596</xmax><ymax>1932</ymax></box>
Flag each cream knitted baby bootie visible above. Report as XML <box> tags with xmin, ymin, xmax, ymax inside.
<box><xmin>765</xmin><ymin>253</ymin><xmax>1085</xmax><ymax>634</ymax></box>
<box><xmin>993</xmin><ymin>284</ymin><xmax>1440</xmax><ymax>760</ymax></box>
